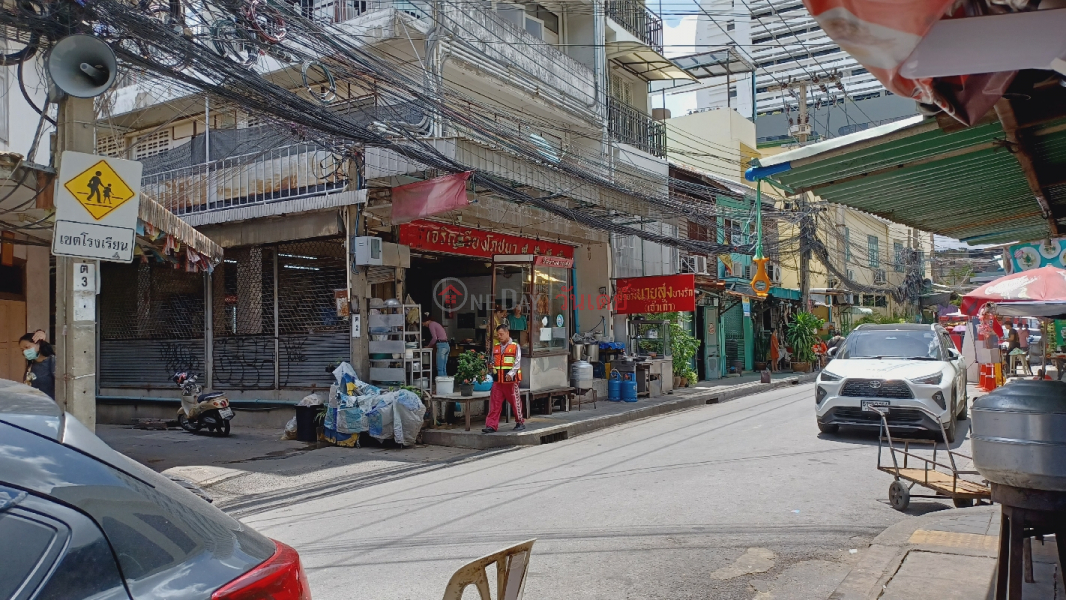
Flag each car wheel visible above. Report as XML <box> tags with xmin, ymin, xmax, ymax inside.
<box><xmin>944</xmin><ymin>404</ymin><xmax>957</xmax><ymax>444</ymax></box>
<box><xmin>817</xmin><ymin>422</ymin><xmax>838</xmax><ymax>434</ymax></box>
<box><xmin>953</xmin><ymin>497</ymin><xmax>975</xmax><ymax>508</ymax></box>
<box><xmin>957</xmin><ymin>391</ymin><xmax>968</xmax><ymax>420</ymax></box>
<box><xmin>178</xmin><ymin>413</ymin><xmax>200</xmax><ymax>432</ymax></box>
<box><xmin>889</xmin><ymin>481</ymin><xmax>910</xmax><ymax>511</ymax></box>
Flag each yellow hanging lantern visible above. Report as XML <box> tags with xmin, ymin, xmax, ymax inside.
<box><xmin>750</xmin><ymin>180</ymin><xmax>770</xmax><ymax>299</ymax></box>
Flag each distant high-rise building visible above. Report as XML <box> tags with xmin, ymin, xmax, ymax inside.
<box><xmin>693</xmin><ymin>0</ymin><xmax>887</xmax><ymax>117</ymax></box>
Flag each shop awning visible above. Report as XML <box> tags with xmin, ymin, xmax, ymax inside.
<box><xmin>139</xmin><ymin>195</ymin><xmax>224</xmax><ymax>264</ymax></box>
<box><xmin>746</xmin><ymin>97</ymin><xmax>1066</xmax><ymax>245</ymax></box>
<box><xmin>670</xmin><ymin>47</ymin><xmax>755</xmax><ymax>79</ymax></box>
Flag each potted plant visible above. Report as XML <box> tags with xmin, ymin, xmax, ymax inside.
<box><xmin>786</xmin><ymin>312</ymin><xmax>824</xmax><ymax>372</ymax></box>
<box><xmin>455</xmin><ymin>350</ymin><xmax>489</xmax><ymax>397</ymax></box>
<box><xmin>753</xmin><ymin>333</ymin><xmax>769</xmax><ymax>371</ymax></box>
<box><xmin>669</xmin><ymin>316</ymin><xmax>702</xmax><ymax>387</ymax></box>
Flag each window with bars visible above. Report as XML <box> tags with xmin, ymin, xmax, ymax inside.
<box><xmin>894</xmin><ymin>241</ymin><xmax>904</xmax><ymax>273</ymax></box>
<box><xmin>868</xmin><ymin>235</ymin><xmax>879</xmax><ymax>269</ymax></box>
<box><xmin>132</xmin><ymin>130</ymin><xmax>171</xmax><ymax>159</ymax></box>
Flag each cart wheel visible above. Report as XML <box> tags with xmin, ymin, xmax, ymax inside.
<box><xmin>952</xmin><ymin>497</ymin><xmax>975</xmax><ymax>508</ymax></box>
<box><xmin>889</xmin><ymin>481</ymin><xmax>910</xmax><ymax>511</ymax></box>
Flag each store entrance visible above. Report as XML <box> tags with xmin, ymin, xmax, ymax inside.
<box><xmin>406</xmin><ymin>253</ymin><xmax>496</xmax><ymax>372</ymax></box>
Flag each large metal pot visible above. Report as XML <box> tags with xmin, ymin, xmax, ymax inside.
<box><xmin>585</xmin><ymin>343</ymin><xmax>600</xmax><ymax>363</ymax></box>
<box><xmin>971</xmin><ymin>380</ymin><xmax>1066</xmax><ymax>491</ymax></box>
<box><xmin>570</xmin><ymin>343</ymin><xmax>584</xmax><ymax>362</ymax></box>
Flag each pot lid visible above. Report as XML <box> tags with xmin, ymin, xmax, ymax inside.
<box><xmin>973</xmin><ymin>381</ymin><xmax>1066</xmax><ymax>414</ymax></box>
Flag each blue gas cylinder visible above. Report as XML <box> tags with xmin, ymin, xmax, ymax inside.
<box><xmin>621</xmin><ymin>375</ymin><xmax>637</xmax><ymax>402</ymax></box>
<box><xmin>608</xmin><ymin>370</ymin><xmax>622</xmax><ymax>401</ymax></box>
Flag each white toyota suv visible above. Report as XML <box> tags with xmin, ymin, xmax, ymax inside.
<box><xmin>815</xmin><ymin>324</ymin><xmax>968</xmax><ymax>442</ymax></box>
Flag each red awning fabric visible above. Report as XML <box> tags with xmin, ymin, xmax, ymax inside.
<box><xmin>390</xmin><ymin>171</ymin><xmax>472</xmax><ymax>225</ymax></box>
<box><xmin>960</xmin><ymin>266</ymin><xmax>1066</xmax><ymax>315</ymax></box>
<box><xmin>801</xmin><ymin>1</ymin><xmax>1015</xmax><ymax>125</ymax></box>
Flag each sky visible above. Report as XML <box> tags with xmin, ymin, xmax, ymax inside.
<box><xmin>656</xmin><ymin>15</ymin><xmax>699</xmax><ymax>115</ymax></box>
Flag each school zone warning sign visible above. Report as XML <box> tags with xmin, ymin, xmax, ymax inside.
<box><xmin>52</xmin><ymin>152</ymin><xmax>142</xmax><ymax>263</ymax></box>
<box><xmin>63</xmin><ymin>159</ymin><xmax>136</xmax><ymax>220</ymax></box>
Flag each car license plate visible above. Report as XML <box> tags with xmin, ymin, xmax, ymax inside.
<box><xmin>861</xmin><ymin>400</ymin><xmax>889</xmax><ymax>412</ymax></box>
<box><xmin>219</xmin><ymin>407</ymin><xmax>233</xmax><ymax>419</ymax></box>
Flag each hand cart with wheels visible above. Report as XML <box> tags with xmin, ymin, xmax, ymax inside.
<box><xmin>872</xmin><ymin>405</ymin><xmax>991</xmax><ymax>511</ymax></box>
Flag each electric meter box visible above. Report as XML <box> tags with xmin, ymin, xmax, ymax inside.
<box><xmin>354</xmin><ymin>236</ymin><xmax>383</xmax><ymax>265</ymax></box>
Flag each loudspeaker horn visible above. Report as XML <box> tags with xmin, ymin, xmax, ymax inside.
<box><xmin>46</xmin><ymin>35</ymin><xmax>118</xmax><ymax>98</ymax></box>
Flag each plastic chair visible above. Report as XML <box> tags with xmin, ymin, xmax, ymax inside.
<box><xmin>441</xmin><ymin>539</ymin><xmax>536</xmax><ymax>600</ymax></box>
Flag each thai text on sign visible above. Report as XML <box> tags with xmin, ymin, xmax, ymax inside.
<box><xmin>398</xmin><ymin>220</ymin><xmax>574</xmax><ymax>259</ymax></box>
<box><xmin>614</xmin><ymin>274</ymin><xmax>696</xmax><ymax>314</ymax></box>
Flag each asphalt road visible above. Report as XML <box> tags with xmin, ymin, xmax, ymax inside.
<box><xmin>242</xmin><ymin>383</ymin><xmax>973</xmax><ymax>600</ymax></box>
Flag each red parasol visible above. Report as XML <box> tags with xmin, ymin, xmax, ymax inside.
<box><xmin>960</xmin><ymin>266</ymin><xmax>1066</xmax><ymax>316</ymax></box>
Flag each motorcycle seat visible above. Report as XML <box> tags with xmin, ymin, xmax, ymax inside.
<box><xmin>197</xmin><ymin>391</ymin><xmax>226</xmax><ymax>403</ymax></box>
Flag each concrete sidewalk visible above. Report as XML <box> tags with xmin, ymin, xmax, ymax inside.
<box><xmin>831</xmin><ymin>504</ymin><xmax>1063</xmax><ymax>599</ymax></box>
<box><xmin>422</xmin><ymin>371</ymin><xmax>817</xmax><ymax>449</ymax></box>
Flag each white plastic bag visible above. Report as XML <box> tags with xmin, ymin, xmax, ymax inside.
<box><xmin>393</xmin><ymin>390</ymin><xmax>426</xmax><ymax>446</ymax></box>
<box><xmin>298</xmin><ymin>393</ymin><xmax>324</xmax><ymax>407</ymax></box>
<box><xmin>281</xmin><ymin>416</ymin><xmax>298</xmax><ymax>440</ymax></box>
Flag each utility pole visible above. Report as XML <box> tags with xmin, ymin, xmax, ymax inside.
<box><xmin>53</xmin><ymin>96</ymin><xmax>98</xmax><ymax>430</ymax></box>
<box><xmin>768</xmin><ymin>73</ymin><xmax>840</xmax><ymax>145</ymax></box>
<box><xmin>798</xmin><ymin>194</ymin><xmax>812</xmax><ymax>309</ymax></box>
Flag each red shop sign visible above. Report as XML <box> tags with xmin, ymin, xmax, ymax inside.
<box><xmin>615</xmin><ymin>274</ymin><xmax>696</xmax><ymax>314</ymax></box>
<box><xmin>398</xmin><ymin>220</ymin><xmax>574</xmax><ymax>259</ymax></box>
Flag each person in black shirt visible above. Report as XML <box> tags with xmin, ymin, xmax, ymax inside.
<box><xmin>19</xmin><ymin>330</ymin><xmax>55</xmax><ymax>400</ymax></box>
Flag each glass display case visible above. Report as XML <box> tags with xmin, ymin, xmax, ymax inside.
<box><xmin>493</xmin><ymin>255</ymin><xmax>573</xmax><ymax>391</ymax></box>
<box><xmin>628</xmin><ymin>319</ymin><xmax>672</xmax><ymax>358</ymax></box>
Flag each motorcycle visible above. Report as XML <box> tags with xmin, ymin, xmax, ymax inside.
<box><xmin>172</xmin><ymin>372</ymin><xmax>234</xmax><ymax>436</ymax></box>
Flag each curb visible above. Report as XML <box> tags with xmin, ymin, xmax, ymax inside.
<box><xmin>421</xmin><ymin>373</ymin><xmax>818</xmax><ymax>449</ymax></box>
<box><xmin>829</xmin><ymin>505</ymin><xmax>999</xmax><ymax>600</ymax></box>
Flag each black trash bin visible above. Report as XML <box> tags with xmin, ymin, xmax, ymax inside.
<box><xmin>294</xmin><ymin>405</ymin><xmax>319</xmax><ymax>442</ymax></box>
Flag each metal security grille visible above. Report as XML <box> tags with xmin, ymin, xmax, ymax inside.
<box><xmin>212</xmin><ymin>238</ymin><xmax>348</xmax><ymax>390</ymax></box>
<box><xmin>722</xmin><ymin>303</ymin><xmax>744</xmax><ymax>369</ymax></box>
<box><xmin>276</xmin><ymin>239</ymin><xmax>349</xmax><ymax>388</ymax></box>
<box><xmin>99</xmin><ymin>262</ymin><xmax>206</xmax><ymax>389</ymax></box>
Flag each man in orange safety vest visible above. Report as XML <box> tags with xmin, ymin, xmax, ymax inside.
<box><xmin>483</xmin><ymin>324</ymin><xmax>525</xmax><ymax>433</ymax></box>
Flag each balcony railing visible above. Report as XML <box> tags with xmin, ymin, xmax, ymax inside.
<box><xmin>141</xmin><ymin>143</ymin><xmax>349</xmax><ymax>217</ymax></box>
<box><xmin>606</xmin><ymin>0</ymin><xmax>664</xmax><ymax>54</ymax></box>
<box><xmin>608</xmin><ymin>97</ymin><xmax>666</xmax><ymax>158</ymax></box>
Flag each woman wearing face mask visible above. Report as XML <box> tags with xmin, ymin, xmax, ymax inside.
<box><xmin>19</xmin><ymin>330</ymin><xmax>55</xmax><ymax>400</ymax></box>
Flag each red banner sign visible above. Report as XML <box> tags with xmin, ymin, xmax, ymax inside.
<box><xmin>615</xmin><ymin>274</ymin><xmax>696</xmax><ymax>314</ymax></box>
<box><xmin>398</xmin><ymin>220</ymin><xmax>574</xmax><ymax>259</ymax></box>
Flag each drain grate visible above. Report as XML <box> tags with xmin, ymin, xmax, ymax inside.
<box><xmin>540</xmin><ymin>431</ymin><xmax>568</xmax><ymax>444</ymax></box>
<box><xmin>706</xmin><ymin>397</ymin><xmax>720</xmax><ymax>404</ymax></box>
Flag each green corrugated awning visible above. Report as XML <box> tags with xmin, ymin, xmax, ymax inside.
<box><xmin>752</xmin><ymin>106</ymin><xmax>1066</xmax><ymax>246</ymax></box>
<box><xmin>771</xmin><ymin>287</ymin><xmax>801</xmax><ymax>301</ymax></box>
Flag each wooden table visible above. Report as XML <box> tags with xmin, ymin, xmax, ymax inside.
<box><xmin>429</xmin><ymin>391</ymin><xmax>490</xmax><ymax>431</ymax></box>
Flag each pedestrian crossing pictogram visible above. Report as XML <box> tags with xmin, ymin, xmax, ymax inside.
<box><xmin>63</xmin><ymin>159</ymin><xmax>136</xmax><ymax>220</ymax></box>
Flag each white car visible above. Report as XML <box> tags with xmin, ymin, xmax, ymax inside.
<box><xmin>815</xmin><ymin>324</ymin><xmax>968</xmax><ymax>442</ymax></box>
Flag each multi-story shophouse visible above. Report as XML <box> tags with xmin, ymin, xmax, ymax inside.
<box><xmin>92</xmin><ymin>0</ymin><xmax>700</xmax><ymax>422</ymax></box>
